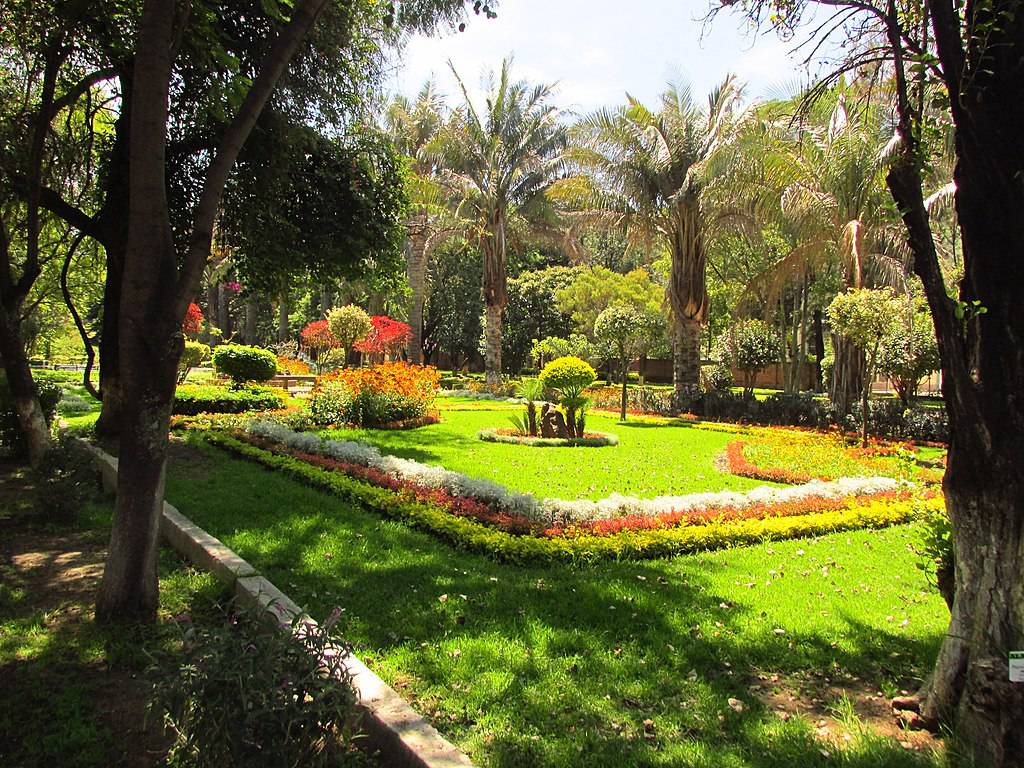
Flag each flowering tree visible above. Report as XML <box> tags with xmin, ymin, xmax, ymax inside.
<box><xmin>327</xmin><ymin>305</ymin><xmax>372</xmax><ymax>368</ymax></box>
<box><xmin>182</xmin><ymin>303</ymin><xmax>204</xmax><ymax>338</ymax></box>
<box><xmin>300</xmin><ymin>320</ymin><xmax>340</xmax><ymax>373</ymax></box>
<box><xmin>354</xmin><ymin>316</ymin><xmax>412</xmax><ymax>360</ymax></box>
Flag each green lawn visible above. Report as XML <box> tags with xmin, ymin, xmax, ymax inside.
<box><xmin>321</xmin><ymin>407</ymin><xmax>770</xmax><ymax>501</ymax></box>
<box><xmin>166</xmin><ymin>441</ymin><xmax>947</xmax><ymax>768</ymax></box>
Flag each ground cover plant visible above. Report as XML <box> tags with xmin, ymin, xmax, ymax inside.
<box><xmin>164</xmin><ymin>442</ymin><xmax>949</xmax><ymax>768</ymax></box>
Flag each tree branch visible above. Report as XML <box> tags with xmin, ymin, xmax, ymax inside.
<box><xmin>60</xmin><ymin>230</ymin><xmax>100</xmax><ymax>400</ymax></box>
<box><xmin>46</xmin><ymin>67</ymin><xmax>119</xmax><ymax>121</ymax></box>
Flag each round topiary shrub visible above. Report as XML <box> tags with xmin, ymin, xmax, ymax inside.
<box><xmin>212</xmin><ymin>344</ymin><xmax>277</xmax><ymax>386</ymax></box>
<box><xmin>539</xmin><ymin>356</ymin><xmax>597</xmax><ymax>438</ymax></box>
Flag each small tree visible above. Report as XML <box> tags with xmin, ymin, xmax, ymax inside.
<box><xmin>326</xmin><ymin>305</ymin><xmax>372</xmax><ymax>368</ymax></box>
<box><xmin>878</xmin><ymin>303</ymin><xmax>940</xmax><ymax>408</ymax></box>
<box><xmin>300</xmin><ymin>320</ymin><xmax>339</xmax><ymax>374</ymax></box>
<box><xmin>827</xmin><ymin>288</ymin><xmax>901</xmax><ymax>446</ymax></box>
<box><xmin>531</xmin><ymin>334</ymin><xmax>594</xmax><ymax>369</ymax></box>
<box><xmin>182</xmin><ymin>303</ymin><xmax>204</xmax><ymax>338</ymax></box>
<box><xmin>539</xmin><ymin>356</ymin><xmax>596</xmax><ymax>438</ymax></box>
<box><xmin>354</xmin><ymin>316</ymin><xmax>412</xmax><ymax>361</ymax></box>
<box><xmin>594</xmin><ymin>303</ymin><xmax>644</xmax><ymax>421</ymax></box>
<box><xmin>516</xmin><ymin>377</ymin><xmax>546</xmax><ymax>436</ymax></box>
<box><xmin>719</xmin><ymin>319</ymin><xmax>781</xmax><ymax>398</ymax></box>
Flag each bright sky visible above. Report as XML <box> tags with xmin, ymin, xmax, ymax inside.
<box><xmin>387</xmin><ymin>0</ymin><xmax>815</xmax><ymax>114</ymax></box>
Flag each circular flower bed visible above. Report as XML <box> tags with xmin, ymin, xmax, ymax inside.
<box><xmin>477</xmin><ymin>428</ymin><xmax>618</xmax><ymax>448</ymax></box>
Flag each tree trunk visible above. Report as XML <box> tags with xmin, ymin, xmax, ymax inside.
<box><xmin>829</xmin><ymin>334</ymin><xmax>863</xmax><ymax>416</ymax></box>
<box><xmin>277</xmin><ymin>292</ymin><xmax>288</xmax><ymax>343</ymax></box>
<box><xmin>95</xmin><ymin>252</ymin><xmax>124</xmax><ymax>438</ymax></box>
<box><xmin>483</xmin><ymin>303</ymin><xmax>503</xmax><ymax>385</ymax></box>
<box><xmin>206</xmin><ymin>281</ymin><xmax>219</xmax><ymax>330</ymax></box>
<box><xmin>244</xmin><ymin>299</ymin><xmax>257</xmax><ymax>344</ymax></box>
<box><xmin>812</xmin><ymin>309</ymin><xmax>825</xmax><ymax>392</ymax></box>
<box><xmin>671</xmin><ymin>317</ymin><xmax>702</xmax><ymax>407</ymax></box>
<box><xmin>0</xmin><ymin>311</ymin><xmax>51</xmax><ymax>466</ymax></box>
<box><xmin>620</xmin><ymin>355</ymin><xmax>628</xmax><ymax>421</ymax></box>
<box><xmin>406</xmin><ymin>217</ymin><xmax>428</xmax><ymax>365</ymax></box>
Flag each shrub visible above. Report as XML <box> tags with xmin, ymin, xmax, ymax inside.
<box><xmin>152</xmin><ymin>606</ymin><xmax>362</xmax><ymax>768</ymax></box>
<box><xmin>0</xmin><ymin>375</ymin><xmax>61</xmax><ymax>456</ymax></box>
<box><xmin>326</xmin><ymin>305</ymin><xmax>372</xmax><ymax>365</ymax></box>
<box><xmin>178</xmin><ymin>341</ymin><xmax>211</xmax><ymax>384</ymax></box>
<box><xmin>276</xmin><ymin>356</ymin><xmax>311</xmax><ymax>375</ymax></box>
<box><xmin>318</xmin><ymin>348</ymin><xmax>349</xmax><ymax>372</ymax></box>
<box><xmin>308</xmin><ymin>362</ymin><xmax>440</xmax><ymax>427</ymax></box>
<box><xmin>212</xmin><ymin>344</ymin><xmax>277</xmax><ymax>386</ymax></box>
<box><xmin>173</xmin><ymin>385</ymin><xmax>284</xmax><ymax>415</ymax></box>
<box><xmin>539</xmin><ymin>356</ymin><xmax>596</xmax><ymax>437</ymax></box>
<box><xmin>718</xmin><ymin>319</ymin><xmax>780</xmax><ymax>396</ymax></box>
<box><xmin>702</xmin><ymin>362</ymin><xmax>734</xmax><ymax>392</ymax></box>
<box><xmin>353</xmin><ymin>315</ymin><xmax>411</xmax><ymax>358</ymax></box>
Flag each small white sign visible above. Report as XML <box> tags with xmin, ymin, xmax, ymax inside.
<box><xmin>1010</xmin><ymin>652</ymin><xmax>1024</xmax><ymax>683</ymax></box>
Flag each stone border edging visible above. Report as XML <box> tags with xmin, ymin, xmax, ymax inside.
<box><xmin>80</xmin><ymin>440</ymin><xmax>476</xmax><ymax>768</ymax></box>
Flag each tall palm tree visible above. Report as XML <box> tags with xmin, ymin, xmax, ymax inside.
<box><xmin>384</xmin><ymin>81</ymin><xmax>447</xmax><ymax>364</ymax></box>
<box><xmin>743</xmin><ymin>92</ymin><xmax>908</xmax><ymax>412</ymax></box>
<box><xmin>556</xmin><ymin>76</ymin><xmax>750</xmax><ymax>403</ymax></box>
<box><xmin>443</xmin><ymin>58</ymin><xmax>567</xmax><ymax>384</ymax></box>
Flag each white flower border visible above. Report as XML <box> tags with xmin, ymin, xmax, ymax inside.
<box><xmin>245</xmin><ymin>419</ymin><xmax>908</xmax><ymax>527</ymax></box>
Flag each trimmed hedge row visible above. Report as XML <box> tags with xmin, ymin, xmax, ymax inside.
<box><xmin>173</xmin><ymin>385</ymin><xmax>285</xmax><ymax>416</ymax></box>
<box><xmin>201</xmin><ymin>431</ymin><xmax>939</xmax><ymax>565</ymax></box>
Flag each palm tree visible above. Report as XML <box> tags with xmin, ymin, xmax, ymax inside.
<box><xmin>743</xmin><ymin>92</ymin><xmax>909</xmax><ymax>412</ymax></box>
<box><xmin>443</xmin><ymin>58</ymin><xmax>567</xmax><ymax>384</ymax></box>
<box><xmin>384</xmin><ymin>81</ymin><xmax>447</xmax><ymax>365</ymax></box>
<box><xmin>556</xmin><ymin>76</ymin><xmax>750</xmax><ymax>404</ymax></box>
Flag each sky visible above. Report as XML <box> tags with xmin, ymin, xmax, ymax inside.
<box><xmin>386</xmin><ymin>0</ymin><xmax>816</xmax><ymax>115</ymax></box>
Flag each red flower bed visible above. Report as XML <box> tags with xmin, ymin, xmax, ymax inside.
<box><xmin>724</xmin><ymin>440</ymin><xmax>817</xmax><ymax>484</ymax></box>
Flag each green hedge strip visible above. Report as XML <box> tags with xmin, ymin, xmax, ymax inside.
<box><xmin>200</xmin><ymin>431</ymin><xmax>930</xmax><ymax>565</ymax></box>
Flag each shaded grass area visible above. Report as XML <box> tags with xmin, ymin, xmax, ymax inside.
<box><xmin>166</xmin><ymin>441</ymin><xmax>947</xmax><ymax>768</ymax></box>
<box><xmin>0</xmin><ymin>461</ymin><xmax>226</xmax><ymax>768</ymax></box>
<box><xmin>321</xmin><ymin>408</ymin><xmax>769</xmax><ymax>501</ymax></box>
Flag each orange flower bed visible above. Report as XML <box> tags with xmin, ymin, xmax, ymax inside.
<box><xmin>310</xmin><ymin>362</ymin><xmax>441</xmax><ymax>426</ymax></box>
<box><xmin>276</xmin><ymin>356</ymin><xmax>312</xmax><ymax>375</ymax></box>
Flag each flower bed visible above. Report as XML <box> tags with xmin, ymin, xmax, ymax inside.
<box><xmin>478</xmin><ymin>428</ymin><xmax>618</xmax><ymax>448</ymax></box>
<box><xmin>202</xmin><ymin>430</ymin><xmax>941</xmax><ymax>564</ymax></box>
<box><xmin>308</xmin><ymin>362</ymin><xmax>440</xmax><ymax>427</ymax></box>
<box><xmin>241</xmin><ymin>420</ymin><xmax>906</xmax><ymax>527</ymax></box>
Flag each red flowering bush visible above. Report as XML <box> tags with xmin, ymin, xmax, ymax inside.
<box><xmin>354</xmin><ymin>316</ymin><xmax>412</xmax><ymax>358</ymax></box>
<box><xmin>182</xmin><ymin>302</ymin><xmax>203</xmax><ymax>337</ymax></box>
<box><xmin>308</xmin><ymin>362</ymin><xmax>440</xmax><ymax>426</ymax></box>
<box><xmin>301</xmin><ymin>320</ymin><xmax>339</xmax><ymax>353</ymax></box>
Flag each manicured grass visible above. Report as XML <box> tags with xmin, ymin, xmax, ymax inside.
<box><xmin>166</xmin><ymin>442</ymin><xmax>947</xmax><ymax>768</ymax></box>
<box><xmin>321</xmin><ymin>407</ymin><xmax>770</xmax><ymax>501</ymax></box>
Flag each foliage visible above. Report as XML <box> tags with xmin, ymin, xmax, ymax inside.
<box><xmin>478</xmin><ymin>429</ymin><xmax>618</xmax><ymax>448</ymax></box>
<box><xmin>539</xmin><ymin>356</ymin><xmax>597</xmax><ymax>436</ymax></box>
<box><xmin>173</xmin><ymin>385</ymin><xmax>285</xmax><ymax>416</ymax></box>
<box><xmin>300</xmin><ymin>320</ymin><xmax>339</xmax><ymax>352</ymax></box>
<box><xmin>702</xmin><ymin>362</ymin><xmax>734</xmax><ymax>392</ymax></box>
<box><xmin>878</xmin><ymin>304</ymin><xmax>940</xmax><ymax>406</ymax></box>
<box><xmin>353</xmin><ymin>315</ymin><xmax>411</xmax><ymax>357</ymax></box>
<box><xmin>326</xmin><ymin>305</ymin><xmax>372</xmax><ymax>363</ymax></box>
<box><xmin>212</xmin><ymin>345</ymin><xmax>278</xmax><ymax>386</ymax></box>
<box><xmin>0</xmin><ymin>376</ymin><xmax>61</xmax><ymax>457</ymax></box>
<box><xmin>182</xmin><ymin>303</ymin><xmax>204</xmax><ymax>337</ymax></box>
<box><xmin>308</xmin><ymin>362</ymin><xmax>440</xmax><ymax>427</ymax></box>
<box><xmin>502</xmin><ymin>267</ymin><xmax>577</xmax><ymax>373</ymax></box>
<box><xmin>531</xmin><ymin>334</ymin><xmax>595</xmax><ymax>368</ymax></box>
<box><xmin>515</xmin><ymin>377</ymin><xmax>547</xmax><ymax>436</ymax></box>
<box><xmin>152</xmin><ymin>606</ymin><xmax>362</xmax><ymax>768</ymax></box>
<box><xmin>275</xmin><ymin>356</ymin><xmax>311</xmax><ymax>375</ymax></box>
<box><xmin>718</xmin><ymin>319</ymin><xmax>781</xmax><ymax>396</ymax></box>
<box><xmin>554</xmin><ymin>266</ymin><xmax>664</xmax><ymax>345</ymax></box>
<box><xmin>178</xmin><ymin>341</ymin><xmax>211</xmax><ymax>384</ymax></box>
<box><xmin>594</xmin><ymin>303</ymin><xmax>645</xmax><ymax>356</ymax></box>
<box><xmin>317</xmin><ymin>348</ymin><xmax>350</xmax><ymax>373</ymax></box>
<box><xmin>421</xmin><ymin>241</ymin><xmax>482</xmax><ymax>370</ymax></box>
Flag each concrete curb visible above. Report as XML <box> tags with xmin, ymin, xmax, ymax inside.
<box><xmin>80</xmin><ymin>441</ymin><xmax>476</xmax><ymax>768</ymax></box>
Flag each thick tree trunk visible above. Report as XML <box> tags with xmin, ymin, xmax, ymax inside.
<box><xmin>483</xmin><ymin>303</ymin><xmax>503</xmax><ymax>385</ymax></box>
<box><xmin>277</xmin><ymin>292</ymin><xmax>288</xmax><ymax>343</ymax></box>
<box><xmin>829</xmin><ymin>334</ymin><xmax>863</xmax><ymax>416</ymax></box>
<box><xmin>671</xmin><ymin>317</ymin><xmax>701</xmax><ymax>407</ymax></box>
<box><xmin>95</xmin><ymin>252</ymin><xmax>124</xmax><ymax>438</ymax></box>
<box><xmin>406</xmin><ymin>219</ymin><xmax>428</xmax><ymax>365</ymax></box>
<box><xmin>0</xmin><ymin>312</ymin><xmax>51</xmax><ymax>466</ymax></box>
<box><xmin>812</xmin><ymin>309</ymin><xmax>825</xmax><ymax>392</ymax></box>
<box><xmin>244</xmin><ymin>300</ymin><xmax>257</xmax><ymax>344</ymax></box>
<box><xmin>217</xmin><ymin>283</ymin><xmax>231</xmax><ymax>338</ymax></box>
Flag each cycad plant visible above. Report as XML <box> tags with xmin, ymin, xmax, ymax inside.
<box><xmin>556</xmin><ymin>76</ymin><xmax>751</xmax><ymax>406</ymax></box>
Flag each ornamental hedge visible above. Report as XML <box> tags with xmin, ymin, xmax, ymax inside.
<box><xmin>212</xmin><ymin>344</ymin><xmax>277</xmax><ymax>385</ymax></box>
<box><xmin>203</xmin><ymin>430</ymin><xmax>939</xmax><ymax>565</ymax></box>
<box><xmin>173</xmin><ymin>385</ymin><xmax>285</xmax><ymax>416</ymax></box>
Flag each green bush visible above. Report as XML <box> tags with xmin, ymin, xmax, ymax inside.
<box><xmin>539</xmin><ymin>356</ymin><xmax>596</xmax><ymax>437</ymax></box>
<box><xmin>152</xmin><ymin>605</ymin><xmax>362</xmax><ymax>768</ymax></box>
<box><xmin>173</xmin><ymin>385</ymin><xmax>284</xmax><ymax>416</ymax></box>
<box><xmin>178</xmin><ymin>341</ymin><xmax>211</xmax><ymax>384</ymax></box>
<box><xmin>212</xmin><ymin>345</ymin><xmax>277</xmax><ymax>386</ymax></box>
<box><xmin>0</xmin><ymin>375</ymin><xmax>61</xmax><ymax>456</ymax></box>
<box><xmin>701</xmin><ymin>362</ymin><xmax>734</xmax><ymax>392</ymax></box>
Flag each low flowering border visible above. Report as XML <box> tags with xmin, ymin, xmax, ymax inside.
<box><xmin>477</xmin><ymin>429</ymin><xmax>619</xmax><ymax>448</ymax></box>
<box><xmin>725</xmin><ymin>440</ymin><xmax>817</xmax><ymax>484</ymax></box>
<box><xmin>243</xmin><ymin>419</ymin><xmax>906</xmax><ymax>527</ymax></box>
<box><xmin>200</xmin><ymin>431</ymin><xmax>942</xmax><ymax>564</ymax></box>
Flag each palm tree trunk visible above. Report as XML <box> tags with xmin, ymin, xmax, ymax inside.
<box><xmin>483</xmin><ymin>304</ymin><xmax>503</xmax><ymax>384</ymax></box>
<box><xmin>669</xmin><ymin>203</ymin><xmax>708</xmax><ymax>406</ymax></box>
<box><xmin>672</xmin><ymin>318</ymin><xmax>702</xmax><ymax>406</ymax></box>
<box><xmin>406</xmin><ymin>215</ymin><xmax>428</xmax><ymax>365</ymax></box>
<box><xmin>481</xmin><ymin>212</ymin><xmax>507</xmax><ymax>385</ymax></box>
